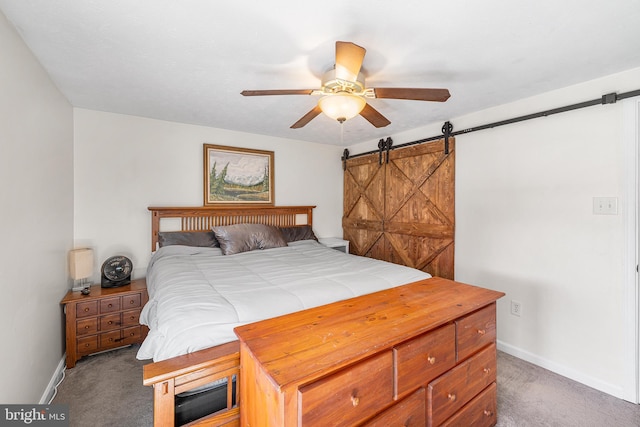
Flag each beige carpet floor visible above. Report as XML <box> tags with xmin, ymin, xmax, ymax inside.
<box><xmin>52</xmin><ymin>345</ymin><xmax>640</xmax><ymax>426</ymax></box>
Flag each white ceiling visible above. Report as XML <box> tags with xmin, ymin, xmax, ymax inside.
<box><xmin>2</xmin><ymin>0</ymin><xmax>640</xmax><ymax>146</ymax></box>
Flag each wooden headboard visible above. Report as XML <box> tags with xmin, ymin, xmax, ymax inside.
<box><xmin>148</xmin><ymin>206</ymin><xmax>316</xmax><ymax>251</ymax></box>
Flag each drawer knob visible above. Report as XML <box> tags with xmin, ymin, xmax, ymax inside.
<box><xmin>477</xmin><ymin>329</ymin><xmax>486</xmax><ymax>335</ymax></box>
<box><xmin>483</xmin><ymin>367</ymin><xmax>491</xmax><ymax>374</ymax></box>
<box><xmin>108</xmin><ymin>304</ymin><xmax>113</xmax><ymax>308</ymax></box>
<box><xmin>484</xmin><ymin>410</ymin><xmax>493</xmax><ymax>417</ymax></box>
<box><xmin>130</xmin><ymin>300</ymin><xmax>135</xmax><ymax>304</ymax></box>
<box><xmin>84</xmin><ymin>308</ymin><xmax>90</xmax><ymax>312</ymax></box>
<box><xmin>350</xmin><ymin>395</ymin><xmax>359</xmax><ymax>407</ymax></box>
<box><xmin>447</xmin><ymin>393</ymin><xmax>456</xmax><ymax>402</ymax></box>
<box><xmin>427</xmin><ymin>356</ymin><xmax>436</xmax><ymax>365</ymax></box>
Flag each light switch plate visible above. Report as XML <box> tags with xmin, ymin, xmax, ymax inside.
<box><xmin>593</xmin><ymin>197</ymin><xmax>618</xmax><ymax>215</ymax></box>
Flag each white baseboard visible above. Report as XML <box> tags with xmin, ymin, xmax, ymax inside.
<box><xmin>497</xmin><ymin>340</ymin><xmax>625</xmax><ymax>400</ymax></box>
<box><xmin>40</xmin><ymin>354</ymin><xmax>66</xmax><ymax>404</ymax></box>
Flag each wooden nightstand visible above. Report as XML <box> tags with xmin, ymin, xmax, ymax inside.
<box><xmin>318</xmin><ymin>237</ymin><xmax>350</xmax><ymax>253</ymax></box>
<box><xmin>60</xmin><ymin>278</ymin><xmax>149</xmax><ymax>368</ymax></box>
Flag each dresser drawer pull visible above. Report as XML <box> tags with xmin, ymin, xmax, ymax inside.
<box><xmin>84</xmin><ymin>308</ymin><xmax>90</xmax><ymax>312</ymax></box>
<box><xmin>107</xmin><ymin>304</ymin><xmax>113</xmax><ymax>308</ymax></box>
<box><xmin>447</xmin><ymin>393</ymin><xmax>456</xmax><ymax>402</ymax></box>
<box><xmin>129</xmin><ymin>300</ymin><xmax>136</xmax><ymax>304</ymax></box>
<box><xmin>427</xmin><ymin>356</ymin><xmax>436</xmax><ymax>365</ymax></box>
<box><xmin>350</xmin><ymin>394</ymin><xmax>360</xmax><ymax>407</ymax></box>
<box><xmin>84</xmin><ymin>326</ymin><xmax>90</xmax><ymax>329</ymax></box>
<box><xmin>483</xmin><ymin>367</ymin><xmax>491</xmax><ymax>374</ymax></box>
<box><xmin>484</xmin><ymin>410</ymin><xmax>493</xmax><ymax>417</ymax></box>
<box><xmin>477</xmin><ymin>329</ymin><xmax>486</xmax><ymax>335</ymax></box>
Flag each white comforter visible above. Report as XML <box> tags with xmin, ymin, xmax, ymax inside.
<box><xmin>137</xmin><ymin>240</ymin><xmax>430</xmax><ymax>362</ymax></box>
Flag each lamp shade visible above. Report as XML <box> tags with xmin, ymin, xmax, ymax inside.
<box><xmin>318</xmin><ymin>93</ymin><xmax>366</xmax><ymax>122</ymax></box>
<box><xmin>69</xmin><ymin>248</ymin><xmax>93</xmax><ymax>280</ymax></box>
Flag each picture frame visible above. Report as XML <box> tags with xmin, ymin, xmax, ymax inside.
<box><xmin>203</xmin><ymin>144</ymin><xmax>275</xmax><ymax>206</ymax></box>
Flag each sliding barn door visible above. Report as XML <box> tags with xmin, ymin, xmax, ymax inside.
<box><xmin>343</xmin><ymin>138</ymin><xmax>455</xmax><ymax>279</ymax></box>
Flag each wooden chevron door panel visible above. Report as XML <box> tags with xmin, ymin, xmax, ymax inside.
<box><xmin>343</xmin><ymin>138</ymin><xmax>455</xmax><ymax>279</ymax></box>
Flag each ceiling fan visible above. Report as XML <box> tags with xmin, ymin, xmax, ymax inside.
<box><xmin>241</xmin><ymin>41</ymin><xmax>450</xmax><ymax>129</ymax></box>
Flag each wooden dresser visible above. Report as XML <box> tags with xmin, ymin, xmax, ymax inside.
<box><xmin>235</xmin><ymin>277</ymin><xmax>504</xmax><ymax>427</ymax></box>
<box><xmin>61</xmin><ymin>278</ymin><xmax>149</xmax><ymax>368</ymax></box>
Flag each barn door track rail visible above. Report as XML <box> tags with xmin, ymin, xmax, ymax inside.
<box><xmin>341</xmin><ymin>88</ymin><xmax>640</xmax><ymax>163</ymax></box>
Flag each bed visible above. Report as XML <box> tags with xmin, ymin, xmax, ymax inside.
<box><xmin>140</xmin><ymin>205</ymin><xmax>431</xmax><ymax>426</ymax></box>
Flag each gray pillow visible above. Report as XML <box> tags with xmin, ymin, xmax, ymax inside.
<box><xmin>158</xmin><ymin>231</ymin><xmax>219</xmax><ymax>248</ymax></box>
<box><xmin>279</xmin><ymin>225</ymin><xmax>318</xmax><ymax>242</ymax></box>
<box><xmin>212</xmin><ymin>223</ymin><xmax>288</xmax><ymax>255</ymax></box>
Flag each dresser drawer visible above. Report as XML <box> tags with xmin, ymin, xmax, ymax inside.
<box><xmin>76</xmin><ymin>301</ymin><xmax>98</xmax><ymax>318</ymax></box>
<box><xmin>440</xmin><ymin>382</ymin><xmax>496</xmax><ymax>427</ymax></box>
<box><xmin>122</xmin><ymin>309</ymin><xmax>141</xmax><ymax>327</ymax></box>
<box><xmin>395</xmin><ymin>324</ymin><xmax>456</xmax><ymax>398</ymax></box>
<box><xmin>456</xmin><ymin>303</ymin><xmax>496</xmax><ymax>362</ymax></box>
<box><xmin>299</xmin><ymin>351</ymin><xmax>393</xmax><ymax>426</ymax></box>
<box><xmin>427</xmin><ymin>343</ymin><xmax>496</xmax><ymax>427</ymax></box>
<box><xmin>363</xmin><ymin>387</ymin><xmax>425</xmax><ymax>427</ymax></box>
<box><xmin>76</xmin><ymin>318</ymin><xmax>98</xmax><ymax>336</ymax></box>
<box><xmin>77</xmin><ymin>335</ymin><xmax>98</xmax><ymax>355</ymax></box>
<box><xmin>100</xmin><ymin>297</ymin><xmax>121</xmax><ymax>313</ymax></box>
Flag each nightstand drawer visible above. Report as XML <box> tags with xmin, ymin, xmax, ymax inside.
<box><xmin>100</xmin><ymin>313</ymin><xmax>121</xmax><ymax>331</ymax></box>
<box><xmin>122</xmin><ymin>309</ymin><xmax>141</xmax><ymax>326</ymax></box>
<box><xmin>121</xmin><ymin>326</ymin><xmax>142</xmax><ymax>345</ymax></box>
<box><xmin>76</xmin><ymin>318</ymin><xmax>98</xmax><ymax>336</ymax></box>
<box><xmin>100</xmin><ymin>330</ymin><xmax>123</xmax><ymax>349</ymax></box>
<box><xmin>123</xmin><ymin>293</ymin><xmax>141</xmax><ymax>309</ymax></box>
<box><xmin>100</xmin><ymin>297</ymin><xmax>121</xmax><ymax>313</ymax></box>
<box><xmin>76</xmin><ymin>301</ymin><xmax>98</xmax><ymax>318</ymax></box>
<box><xmin>77</xmin><ymin>335</ymin><xmax>98</xmax><ymax>355</ymax></box>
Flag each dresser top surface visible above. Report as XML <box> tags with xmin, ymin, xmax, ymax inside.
<box><xmin>234</xmin><ymin>277</ymin><xmax>504</xmax><ymax>388</ymax></box>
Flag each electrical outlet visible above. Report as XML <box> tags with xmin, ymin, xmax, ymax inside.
<box><xmin>511</xmin><ymin>300</ymin><xmax>522</xmax><ymax>317</ymax></box>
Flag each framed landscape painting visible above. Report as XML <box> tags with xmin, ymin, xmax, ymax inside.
<box><xmin>203</xmin><ymin>144</ymin><xmax>274</xmax><ymax>206</ymax></box>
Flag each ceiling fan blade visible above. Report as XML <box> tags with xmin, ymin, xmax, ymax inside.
<box><xmin>360</xmin><ymin>103</ymin><xmax>391</xmax><ymax>128</ymax></box>
<box><xmin>334</xmin><ymin>41</ymin><xmax>366</xmax><ymax>82</ymax></box>
<box><xmin>241</xmin><ymin>89</ymin><xmax>314</xmax><ymax>96</ymax></box>
<box><xmin>290</xmin><ymin>105</ymin><xmax>323</xmax><ymax>129</ymax></box>
<box><xmin>372</xmin><ymin>88</ymin><xmax>451</xmax><ymax>102</ymax></box>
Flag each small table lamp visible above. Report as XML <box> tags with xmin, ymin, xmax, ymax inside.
<box><xmin>69</xmin><ymin>248</ymin><xmax>93</xmax><ymax>292</ymax></box>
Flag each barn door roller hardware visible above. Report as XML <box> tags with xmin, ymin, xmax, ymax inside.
<box><xmin>376</xmin><ymin>137</ymin><xmax>393</xmax><ymax>165</ymax></box>
<box><xmin>342</xmin><ymin>148</ymin><xmax>350</xmax><ymax>171</ymax></box>
<box><xmin>344</xmin><ymin>88</ymin><xmax>640</xmax><ymax>161</ymax></box>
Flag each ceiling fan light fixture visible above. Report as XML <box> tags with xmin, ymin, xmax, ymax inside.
<box><xmin>318</xmin><ymin>93</ymin><xmax>366</xmax><ymax>123</ymax></box>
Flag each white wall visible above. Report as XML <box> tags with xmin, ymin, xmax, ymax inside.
<box><xmin>0</xmin><ymin>11</ymin><xmax>73</xmax><ymax>402</ymax></box>
<box><xmin>73</xmin><ymin>109</ymin><xmax>345</xmax><ymax>281</ymax></box>
<box><xmin>349</xmin><ymin>66</ymin><xmax>640</xmax><ymax>398</ymax></box>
